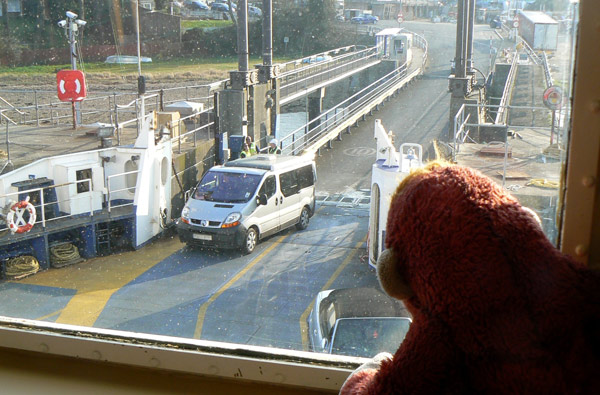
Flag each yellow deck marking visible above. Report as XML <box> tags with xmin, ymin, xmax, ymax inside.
<box><xmin>299</xmin><ymin>235</ymin><xmax>368</xmax><ymax>351</ymax></box>
<box><xmin>18</xmin><ymin>236</ymin><xmax>185</xmax><ymax>327</ymax></box>
<box><xmin>35</xmin><ymin>309</ymin><xmax>63</xmax><ymax>321</ymax></box>
<box><xmin>194</xmin><ymin>234</ymin><xmax>288</xmax><ymax>339</ymax></box>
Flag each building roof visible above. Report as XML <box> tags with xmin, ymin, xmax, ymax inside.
<box><xmin>519</xmin><ymin>10</ymin><xmax>558</xmax><ymax>25</ymax></box>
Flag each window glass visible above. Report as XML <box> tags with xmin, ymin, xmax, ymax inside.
<box><xmin>0</xmin><ymin>0</ymin><xmax>583</xmax><ymax>373</ymax></box>
<box><xmin>279</xmin><ymin>170</ymin><xmax>299</xmax><ymax>197</ymax></box>
<box><xmin>297</xmin><ymin>164</ymin><xmax>315</xmax><ymax>189</ymax></box>
<box><xmin>194</xmin><ymin>170</ymin><xmax>262</xmax><ymax>203</ymax></box>
<box><xmin>76</xmin><ymin>168</ymin><xmax>92</xmax><ymax>193</ymax></box>
<box><xmin>258</xmin><ymin>175</ymin><xmax>276</xmax><ymax>199</ymax></box>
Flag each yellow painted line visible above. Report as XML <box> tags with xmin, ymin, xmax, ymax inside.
<box><xmin>299</xmin><ymin>235</ymin><xmax>368</xmax><ymax>351</ymax></box>
<box><xmin>18</xmin><ymin>236</ymin><xmax>185</xmax><ymax>327</ymax></box>
<box><xmin>35</xmin><ymin>309</ymin><xmax>63</xmax><ymax>321</ymax></box>
<box><xmin>57</xmin><ymin>288</ymin><xmax>119</xmax><ymax>327</ymax></box>
<box><xmin>194</xmin><ymin>234</ymin><xmax>288</xmax><ymax>339</ymax></box>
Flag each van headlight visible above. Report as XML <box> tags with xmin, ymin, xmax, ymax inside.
<box><xmin>181</xmin><ymin>206</ymin><xmax>190</xmax><ymax>224</ymax></box>
<box><xmin>222</xmin><ymin>212</ymin><xmax>241</xmax><ymax>228</ymax></box>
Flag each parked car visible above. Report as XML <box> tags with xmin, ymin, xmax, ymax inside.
<box><xmin>351</xmin><ymin>14</ymin><xmax>378</xmax><ymax>24</ymax></box>
<box><xmin>248</xmin><ymin>5</ymin><xmax>262</xmax><ymax>17</ymax></box>
<box><xmin>307</xmin><ymin>287</ymin><xmax>412</xmax><ymax>358</ymax></box>
<box><xmin>210</xmin><ymin>2</ymin><xmax>234</xmax><ymax>12</ymax></box>
<box><xmin>301</xmin><ymin>54</ymin><xmax>333</xmax><ymax>64</ymax></box>
<box><xmin>184</xmin><ymin>0</ymin><xmax>209</xmax><ymax>10</ymax></box>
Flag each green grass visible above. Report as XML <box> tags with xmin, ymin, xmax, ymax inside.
<box><xmin>0</xmin><ymin>56</ymin><xmax>292</xmax><ymax>76</ymax></box>
<box><xmin>181</xmin><ymin>20</ymin><xmax>233</xmax><ymax>29</ymax></box>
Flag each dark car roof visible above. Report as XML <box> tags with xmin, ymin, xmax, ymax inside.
<box><xmin>320</xmin><ymin>287</ymin><xmax>411</xmax><ymax>319</ymax></box>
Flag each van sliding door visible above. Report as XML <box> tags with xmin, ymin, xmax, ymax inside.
<box><xmin>278</xmin><ymin>170</ymin><xmax>301</xmax><ymax>228</ymax></box>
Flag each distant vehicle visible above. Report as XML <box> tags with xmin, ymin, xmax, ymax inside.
<box><xmin>184</xmin><ymin>0</ymin><xmax>209</xmax><ymax>10</ymax></box>
<box><xmin>431</xmin><ymin>16</ymin><xmax>441</xmax><ymax>23</ymax></box>
<box><xmin>307</xmin><ymin>288</ymin><xmax>412</xmax><ymax>358</ymax></box>
<box><xmin>302</xmin><ymin>54</ymin><xmax>333</xmax><ymax>64</ymax></box>
<box><xmin>490</xmin><ymin>17</ymin><xmax>502</xmax><ymax>28</ymax></box>
<box><xmin>248</xmin><ymin>5</ymin><xmax>262</xmax><ymax>17</ymax></box>
<box><xmin>210</xmin><ymin>2</ymin><xmax>234</xmax><ymax>12</ymax></box>
<box><xmin>177</xmin><ymin>155</ymin><xmax>316</xmax><ymax>254</ymax></box>
<box><xmin>105</xmin><ymin>55</ymin><xmax>152</xmax><ymax>64</ymax></box>
<box><xmin>351</xmin><ymin>14</ymin><xmax>378</xmax><ymax>24</ymax></box>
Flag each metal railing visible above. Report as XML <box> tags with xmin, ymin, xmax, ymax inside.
<box><xmin>541</xmin><ymin>51</ymin><xmax>554</xmax><ymax>88</ymax></box>
<box><xmin>279</xmin><ymin>60</ymin><xmax>418</xmax><ymax>156</ymax></box>
<box><xmin>279</xmin><ymin>46</ymin><xmax>380</xmax><ymax>103</ymax></box>
<box><xmin>106</xmin><ymin>170</ymin><xmax>140</xmax><ymax>213</ymax></box>
<box><xmin>495</xmin><ymin>53</ymin><xmax>518</xmax><ymax>125</ymax></box>
<box><xmin>0</xmin><ymin>179</ymin><xmax>93</xmax><ymax>234</ymax></box>
<box><xmin>0</xmin><ymin>168</ymin><xmax>140</xmax><ymax>235</ymax></box>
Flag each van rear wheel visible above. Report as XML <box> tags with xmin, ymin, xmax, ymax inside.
<box><xmin>242</xmin><ymin>227</ymin><xmax>258</xmax><ymax>254</ymax></box>
<box><xmin>296</xmin><ymin>207</ymin><xmax>310</xmax><ymax>230</ymax></box>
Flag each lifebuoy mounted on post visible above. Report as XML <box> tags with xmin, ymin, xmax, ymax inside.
<box><xmin>7</xmin><ymin>197</ymin><xmax>37</xmax><ymax>234</ymax></box>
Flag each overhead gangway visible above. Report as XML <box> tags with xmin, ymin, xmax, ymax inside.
<box><xmin>279</xmin><ymin>32</ymin><xmax>428</xmax><ymax>158</ymax></box>
<box><xmin>278</xmin><ymin>46</ymin><xmax>382</xmax><ymax>105</ymax></box>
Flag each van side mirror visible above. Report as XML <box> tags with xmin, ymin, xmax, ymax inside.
<box><xmin>257</xmin><ymin>194</ymin><xmax>268</xmax><ymax>206</ymax></box>
<box><xmin>185</xmin><ymin>188</ymin><xmax>194</xmax><ymax>201</ymax></box>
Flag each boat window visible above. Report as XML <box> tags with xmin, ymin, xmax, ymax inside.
<box><xmin>76</xmin><ymin>168</ymin><xmax>92</xmax><ymax>193</ymax></box>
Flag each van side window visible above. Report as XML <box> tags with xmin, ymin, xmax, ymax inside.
<box><xmin>259</xmin><ymin>175</ymin><xmax>276</xmax><ymax>199</ymax></box>
<box><xmin>279</xmin><ymin>171</ymin><xmax>299</xmax><ymax>197</ymax></box>
<box><xmin>297</xmin><ymin>165</ymin><xmax>314</xmax><ymax>189</ymax></box>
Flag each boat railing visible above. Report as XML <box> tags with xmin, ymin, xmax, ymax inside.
<box><xmin>0</xmin><ymin>179</ymin><xmax>94</xmax><ymax>235</ymax></box>
<box><xmin>106</xmin><ymin>169</ymin><xmax>141</xmax><ymax>213</ymax></box>
<box><xmin>167</xmin><ymin>108</ymin><xmax>215</xmax><ymax>153</ymax></box>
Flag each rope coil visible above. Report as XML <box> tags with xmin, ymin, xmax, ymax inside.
<box><xmin>50</xmin><ymin>243</ymin><xmax>82</xmax><ymax>268</ymax></box>
<box><xmin>4</xmin><ymin>255</ymin><xmax>39</xmax><ymax>280</ymax></box>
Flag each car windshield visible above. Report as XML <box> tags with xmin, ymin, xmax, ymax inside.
<box><xmin>193</xmin><ymin>170</ymin><xmax>262</xmax><ymax>203</ymax></box>
<box><xmin>330</xmin><ymin>318</ymin><xmax>411</xmax><ymax>358</ymax></box>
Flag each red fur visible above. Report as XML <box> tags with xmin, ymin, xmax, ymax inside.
<box><xmin>341</xmin><ymin>164</ymin><xmax>600</xmax><ymax>394</ymax></box>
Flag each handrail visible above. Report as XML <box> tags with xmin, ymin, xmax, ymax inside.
<box><xmin>0</xmin><ymin>96</ymin><xmax>25</xmax><ymax>115</ymax></box>
<box><xmin>0</xmin><ymin>179</ymin><xmax>93</xmax><ymax>233</ymax></box>
<box><xmin>279</xmin><ymin>60</ymin><xmax>415</xmax><ymax>156</ymax></box>
<box><xmin>106</xmin><ymin>169</ymin><xmax>140</xmax><ymax>213</ymax></box>
<box><xmin>541</xmin><ymin>51</ymin><xmax>554</xmax><ymax>88</ymax></box>
<box><xmin>495</xmin><ymin>53</ymin><xmax>518</xmax><ymax>125</ymax></box>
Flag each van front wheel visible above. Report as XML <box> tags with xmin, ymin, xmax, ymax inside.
<box><xmin>242</xmin><ymin>227</ymin><xmax>258</xmax><ymax>254</ymax></box>
<box><xmin>296</xmin><ymin>207</ymin><xmax>310</xmax><ymax>230</ymax></box>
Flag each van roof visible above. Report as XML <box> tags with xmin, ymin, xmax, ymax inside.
<box><xmin>224</xmin><ymin>154</ymin><xmax>313</xmax><ymax>171</ymax></box>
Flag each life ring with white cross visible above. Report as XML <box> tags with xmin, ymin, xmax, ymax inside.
<box><xmin>6</xmin><ymin>198</ymin><xmax>36</xmax><ymax>234</ymax></box>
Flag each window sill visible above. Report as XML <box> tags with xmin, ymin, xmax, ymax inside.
<box><xmin>0</xmin><ymin>316</ymin><xmax>361</xmax><ymax>392</ymax></box>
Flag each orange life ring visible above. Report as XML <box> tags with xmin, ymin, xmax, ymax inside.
<box><xmin>7</xmin><ymin>199</ymin><xmax>37</xmax><ymax>234</ymax></box>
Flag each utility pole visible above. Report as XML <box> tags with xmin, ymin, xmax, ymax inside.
<box><xmin>58</xmin><ymin>11</ymin><xmax>86</xmax><ymax>127</ymax></box>
<box><xmin>448</xmin><ymin>0</ymin><xmax>476</xmax><ymax>142</ymax></box>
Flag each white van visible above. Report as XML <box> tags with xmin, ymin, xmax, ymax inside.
<box><xmin>176</xmin><ymin>155</ymin><xmax>317</xmax><ymax>254</ymax></box>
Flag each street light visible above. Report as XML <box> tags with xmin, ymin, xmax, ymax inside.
<box><xmin>58</xmin><ymin>11</ymin><xmax>86</xmax><ymax>125</ymax></box>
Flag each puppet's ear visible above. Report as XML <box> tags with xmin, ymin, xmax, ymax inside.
<box><xmin>376</xmin><ymin>249</ymin><xmax>414</xmax><ymax>300</ymax></box>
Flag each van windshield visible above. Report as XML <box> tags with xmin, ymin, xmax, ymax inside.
<box><xmin>193</xmin><ymin>171</ymin><xmax>263</xmax><ymax>203</ymax></box>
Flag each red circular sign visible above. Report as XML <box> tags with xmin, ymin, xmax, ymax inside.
<box><xmin>56</xmin><ymin>70</ymin><xmax>87</xmax><ymax>102</ymax></box>
<box><xmin>543</xmin><ymin>86</ymin><xmax>563</xmax><ymax>110</ymax></box>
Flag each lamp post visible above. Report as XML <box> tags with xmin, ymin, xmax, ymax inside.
<box><xmin>58</xmin><ymin>11</ymin><xmax>86</xmax><ymax>127</ymax></box>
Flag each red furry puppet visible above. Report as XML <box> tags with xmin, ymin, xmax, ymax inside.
<box><xmin>340</xmin><ymin>161</ymin><xmax>600</xmax><ymax>394</ymax></box>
